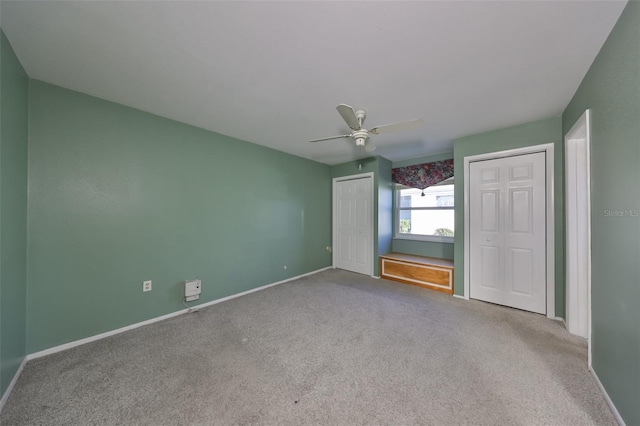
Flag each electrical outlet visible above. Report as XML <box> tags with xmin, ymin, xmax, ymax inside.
<box><xmin>284</xmin><ymin>265</ymin><xmax>287</xmax><ymax>270</ymax></box>
<box><xmin>143</xmin><ymin>280</ymin><xmax>152</xmax><ymax>292</ymax></box>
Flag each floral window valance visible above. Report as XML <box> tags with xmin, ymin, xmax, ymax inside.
<box><xmin>392</xmin><ymin>159</ymin><xmax>454</xmax><ymax>190</ymax></box>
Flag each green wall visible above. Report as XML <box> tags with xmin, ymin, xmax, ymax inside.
<box><xmin>391</xmin><ymin>152</ymin><xmax>454</xmax><ymax>260</ymax></box>
<box><xmin>377</xmin><ymin>157</ymin><xmax>393</xmax><ymax>261</ymax></box>
<box><xmin>562</xmin><ymin>2</ymin><xmax>639</xmax><ymax>424</ymax></box>
<box><xmin>392</xmin><ymin>239</ymin><xmax>454</xmax><ymax>260</ymax></box>
<box><xmin>392</xmin><ymin>151</ymin><xmax>453</xmax><ymax>168</ymax></box>
<box><xmin>27</xmin><ymin>80</ymin><xmax>332</xmax><ymax>353</ymax></box>
<box><xmin>452</xmin><ymin>117</ymin><xmax>563</xmax><ymax>314</ymax></box>
<box><xmin>0</xmin><ymin>31</ymin><xmax>28</xmax><ymax>395</ymax></box>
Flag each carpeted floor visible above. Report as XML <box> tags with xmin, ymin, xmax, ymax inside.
<box><xmin>1</xmin><ymin>269</ymin><xmax>616</xmax><ymax>425</ymax></box>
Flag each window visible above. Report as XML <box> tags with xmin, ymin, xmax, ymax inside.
<box><xmin>394</xmin><ymin>180</ymin><xmax>454</xmax><ymax>242</ymax></box>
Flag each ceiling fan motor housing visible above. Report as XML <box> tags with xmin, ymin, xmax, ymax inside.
<box><xmin>352</xmin><ymin>129</ymin><xmax>369</xmax><ymax>147</ymax></box>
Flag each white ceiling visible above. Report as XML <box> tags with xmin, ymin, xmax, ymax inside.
<box><xmin>1</xmin><ymin>1</ymin><xmax>627</xmax><ymax>165</ymax></box>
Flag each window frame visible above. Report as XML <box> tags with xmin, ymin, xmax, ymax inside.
<box><xmin>393</xmin><ymin>183</ymin><xmax>455</xmax><ymax>243</ymax></box>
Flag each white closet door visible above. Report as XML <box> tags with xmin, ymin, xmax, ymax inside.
<box><xmin>469</xmin><ymin>152</ymin><xmax>547</xmax><ymax>314</ymax></box>
<box><xmin>334</xmin><ymin>177</ymin><xmax>373</xmax><ymax>275</ymax></box>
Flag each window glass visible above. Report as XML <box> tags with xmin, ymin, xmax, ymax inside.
<box><xmin>396</xmin><ymin>183</ymin><xmax>454</xmax><ymax>240</ymax></box>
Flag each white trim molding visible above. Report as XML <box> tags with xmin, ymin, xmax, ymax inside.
<box><xmin>0</xmin><ymin>358</ymin><xmax>27</xmax><ymax>414</ymax></box>
<box><xmin>27</xmin><ymin>267</ymin><xmax>331</xmax><ymax>361</ymax></box>
<box><xmin>590</xmin><ymin>367</ymin><xmax>626</xmax><ymax>426</ymax></box>
<box><xmin>564</xmin><ymin>109</ymin><xmax>592</xmax><ymax>364</ymax></box>
<box><xmin>554</xmin><ymin>317</ymin><xmax>567</xmax><ymax>326</ymax></box>
<box><xmin>463</xmin><ymin>143</ymin><xmax>556</xmax><ymax>318</ymax></box>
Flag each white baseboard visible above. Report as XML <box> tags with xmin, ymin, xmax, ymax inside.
<box><xmin>590</xmin><ymin>367</ymin><xmax>626</xmax><ymax>426</ymax></box>
<box><xmin>554</xmin><ymin>317</ymin><xmax>566</xmax><ymax>326</ymax></box>
<box><xmin>0</xmin><ymin>357</ymin><xmax>27</xmax><ymax>414</ymax></box>
<box><xmin>452</xmin><ymin>294</ymin><xmax>465</xmax><ymax>299</ymax></box>
<box><xmin>27</xmin><ymin>267</ymin><xmax>332</xmax><ymax>361</ymax></box>
<box><xmin>371</xmin><ymin>275</ymin><xmax>380</xmax><ymax>279</ymax></box>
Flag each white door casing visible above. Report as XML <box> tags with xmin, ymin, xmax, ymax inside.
<box><xmin>565</xmin><ymin>110</ymin><xmax>591</xmax><ymax>348</ymax></box>
<box><xmin>464</xmin><ymin>143</ymin><xmax>555</xmax><ymax>319</ymax></box>
<box><xmin>333</xmin><ymin>173</ymin><xmax>374</xmax><ymax>276</ymax></box>
<box><xmin>469</xmin><ymin>152</ymin><xmax>547</xmax><ymax>314</ymax></box>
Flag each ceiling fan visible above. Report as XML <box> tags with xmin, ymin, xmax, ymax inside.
<box><xmin>309</xmin><ymin>104</ymin><xmax>424</xmax><ymax>152</ymax></box>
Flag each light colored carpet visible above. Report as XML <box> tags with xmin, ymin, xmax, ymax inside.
<box><xmin>1</xmin><ymin>269</ymin><xmax>616</xmax><ymax>425</ymax></box>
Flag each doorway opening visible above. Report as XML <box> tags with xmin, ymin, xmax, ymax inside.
<box><xmin>564</xmin><ymin>110</ymin><xmax>591</xmax><ymax>355</ymax></box>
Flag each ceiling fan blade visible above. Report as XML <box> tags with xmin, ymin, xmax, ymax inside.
<box><xmin>336</xmin><ymin>104</ymin><xmax>361</xmax><ymax>130</ymax></box>
<box><xmin>370</xmin><ymin>118</ymin><xmax>424</xmax><ymax>135</ymax></box>
<box><xmin>309</xmin><ymin>134</ymin><xmax>351</xmax><ymax>143</ymax></box>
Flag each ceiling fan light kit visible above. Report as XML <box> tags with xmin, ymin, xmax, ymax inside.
<box><xmin>309</xmin><ymin>104</ymin><xmax>424</xmax><ymax>153</ymax></box>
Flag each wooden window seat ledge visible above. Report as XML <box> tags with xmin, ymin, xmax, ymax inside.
<box><xmin>379</xmin><ymin>253</ymin><xmax>454</xmax><ymax>294</ymax></box>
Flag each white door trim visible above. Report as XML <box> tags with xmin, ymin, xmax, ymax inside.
<box><xmin>564</xmin><ymin>109</ymin><xmax>592</xmax><ymax>363</ymax></box>
<box><xmin>464</xmin><ymin>143</ymin><xmax>555</xmax><ymax>318</ymax></box>
<box><xmin>332</xmin><ymin>172</ymin><xmax>375</xmax><ymax>276</ymax></box>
